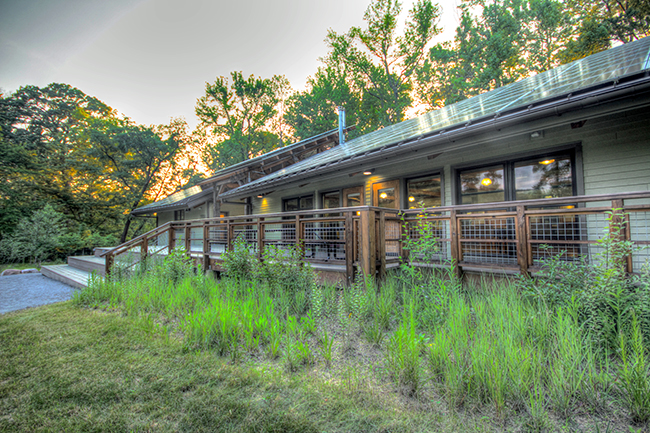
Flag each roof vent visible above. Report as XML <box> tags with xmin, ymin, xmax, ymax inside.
<box><xmin>338</xmin><ymin>106</ymin><xmax>346</xmax><ymax>145</ymax></box>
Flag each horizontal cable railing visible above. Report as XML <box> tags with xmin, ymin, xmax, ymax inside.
<box><xmin>103</xmin><ymin>191</ymin><xmax>650</xmax><ymax>282</ymax></box>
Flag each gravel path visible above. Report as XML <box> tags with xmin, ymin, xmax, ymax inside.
<box><xmin>0</xmin><ymin>274</ymin><xmax>77</xmax><ymax>314</ymax></box>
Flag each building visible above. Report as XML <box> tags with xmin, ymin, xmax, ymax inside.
<box><xmin>123</xmin><ymin>37</ymin><xmax>650</xmax><ymax>283</ymax></box>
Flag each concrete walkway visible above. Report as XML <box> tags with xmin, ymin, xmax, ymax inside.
<box><xmin>0</xmin><ymin>273</ymin><xmax>76</xmax><ymax>314</ymax></box>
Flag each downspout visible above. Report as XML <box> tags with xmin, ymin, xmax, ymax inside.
<box><xmin>338</xmin><ymin>106</ymin><xmax>346</xmax><ymax>145</ymax></box>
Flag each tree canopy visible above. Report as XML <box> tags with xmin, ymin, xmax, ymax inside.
<box><xmin>196</xmin><ymin>72</ymin><xmax>290</xmax><ymax>170</ymax></box>
<box><xmin>0</xmin><ymin>84</ymin><xmax>187</xmax><ymax>248</ymax></box>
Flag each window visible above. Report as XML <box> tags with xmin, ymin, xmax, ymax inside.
<box><xmin>514</xmin><ymin>156</ymin><xmax>573</xmax><ymax>200</ymax></box>
<box><xmin>372</xmin><ymin>180</ymin><xmax>400</xmax><ymax>208</ymax></box>
<box><xmin>460</xmin><ymin>166</ymin><xmax>505</xmax><ymax>204</ymax></box>
<box><xmin>343</xmin><ymin>186</ymin><xmax>364</xmax><ymax>207</ymax></box>
<box><xmin>174</xmin><ymin>209</ymin><xmax>185</xmax><ymax>220</ymax></box>
<box><xmin>457</xmin><ymin>152</ymin><xmax>575</xmax><ymax>204</ymax></box>
<box><xmin>322</xmin><ymin>191</ymin><xmax>340</xmax><ymax>209</ymax></box>
<box><xmin>283</xmin><ymin>194</ymin><xmax>314</xmax><ymax>212</ymax></box>
<box><xmin>407</xmin><ymin>175</ymin><xmax>442</xmax><ymax>208</ymax></box>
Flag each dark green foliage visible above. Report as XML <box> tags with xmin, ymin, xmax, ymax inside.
<box><xmin>520</xmin><ymin>210</ymin><xmax>650</xmax><ymax>352</ymax></box>
<box><xmin>0</xmin><ymin>84</ymin><xmax>184</xmax><ymax>247</ymax></box>
<box><xmin>196</xmin><ymin>72</ymin><xmax>289</xmax><ymax>170</ymax></box>
<box><xmin>0</xmin><ymin>204</ymin><xmax>118</xmax><ymax>264</ymax></box>
<box><xmin>284</xmin><ymin>66</ymin><xmax>361</xmax><ymax>141</ymax></box>
<box><xmin>321</xmin><ymin>0</ymin><xmax>441</xmax><ymax>133</ymax></box>
<box><xmin>155</xmin><ymin>247</ymin><xmax>197</xmax><ymax>286</ymax></box>
<box><xmin>221</xmin><ymin>236</ymin><xmax>257</xmax><ymax>281</ymax></box>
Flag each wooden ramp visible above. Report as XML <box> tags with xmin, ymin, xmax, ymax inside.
<box><xmin>41</xmin><ymin>255</ymin><xmax>106</xmax><ymax>289</ymax></box>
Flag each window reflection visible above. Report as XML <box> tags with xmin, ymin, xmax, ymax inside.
<box><xmin>407</xmin><ymin>176</ymin><xmax>441</xmax><ymax>208</ymax></box>
<box><xmin>515</xmin><ymin>157</ymin><xmax>572</xmax><ymax>200</ymax></box>
<box><xmin>377</xmin><ymin>187</ymin><xmax>396</xmax><ymax>208</ymax></box>
<box><xmin>322</xmin><ymin>191</ymin><xmax>340</xmax><ymax>209</ymax></box>
<box><xmin>460</xmin><ymin>166</ymin><xmax>505</xmax><ymax>204</ymax></box>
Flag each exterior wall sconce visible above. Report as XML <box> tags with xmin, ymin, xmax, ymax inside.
<box><xmin>408</xmin><ymin>196</ymin><xmax>415</xmax><ymax>202</ymax></box>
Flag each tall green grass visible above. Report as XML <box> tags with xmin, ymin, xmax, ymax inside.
<box><xmin>74</xmin><ymin>238</ymin><xmax>650</xmax><ymax>427</ymax></box>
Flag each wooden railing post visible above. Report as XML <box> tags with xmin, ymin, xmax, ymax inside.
<box><xmin>359</xmin><ymin>209</ymin><xmax>376</xmax><ymax>278</ymax></box>
<box><xmin>184</xmin><ymin>225</ymin><xmax>191</xmax><ymax>255</ymax></box>
<box><xmin>140</xmin><ymin>237</ymin><xmax>148</xmax><ymax>265</ymax></box>
<box><xmin>449</xmin><ymin>209</ymin><xmax>460</xmax><ymax>277</ymax></box>
<box><xmin>516</xmin><ymin>205</ymin><xmax>529</xmax><ymax>277</ymax></box>
<box><xmin>345</xmin><ymin>211</ymin><xmax>354</xmax><ymax>285</ymax></box>
<box><xmin>203</xmin><ymin>222</ymin><xmax>210</xmax><ymax>271</ymax></box>
<box><xmin>227</xmin><ymin>220</ymin><xmax>234</xmax><ymax>251</ymax></box>
<box><xmin>257</xmin><ymin>217</ymin><xmax>264</xmax><ymax>259</ymax></box>
<box><xmin>378</xmin><ymin>211</ymin><xmax>387</xmax><ymax>281</ymax></box>
<box><xmin>400</xmin><ymin>213</ymin><xmax>410</xmax><ymax>265</ymax></box>
<box><xmin>295</xmin><ymin>214</ymin><xmax>304</xmax><ymax>258</ymax></box>
<box><xmin>105</xmin><ymin>253</ymin><xmax>114</xmax><ymax>278</ymax></box>
<box><xmin>168</xmin><ymin>227</ymin><xmax>175</xmax><ymax>252</ymax></box>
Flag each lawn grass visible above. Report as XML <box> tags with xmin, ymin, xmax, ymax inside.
<box><xmin>0</xmin><ymin>301</ymin><xmax>491</xmax><ymax>433</ymax></box>
<box><xmin>1</xmin><ymin>286</ymin><xmax>646</xmax><ymax>432</ymax></box>
<box><xmin>0</xmin><ymin>261</ymin><xmax>63</xmax><ymax>273</ymax></box>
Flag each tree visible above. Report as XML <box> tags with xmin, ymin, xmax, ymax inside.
<box><xmin>0</xmin><ymin>84</ymin><xmax>186</xmax><ymax>245</ymax></box>
<box><xmin>0</xmin><ymin>83</ymin><xmax>117</xmax><ymax>236</ymax></box>
<box><xmin>325</xmin><ymin>0</ymin><xmax>441</xmax><ymax>132</ymax></box>
<box><xmin>417</xmin><ymin>0</ymin><xmax>570</xmax><ymax>110</ymax></box>
<box><xmin>0</xmin><ymin>205</ymin><xmax>64</xmax><ymax>265</ymax></box>
<box><xmin>284</xmin><ymin>65</ymin><xmax>360</xmax><ymax>141</ymax></box>
<box><xmin>196</xmin><ymin>72</ymin><xmax>290</xmax><ymax>170</ymax></box>
<box><xmin>84</xmin><ymin>118</ymin><xmax>185</xmax><ymax>243</ymax></box>
<box><xmin>560</xmin><ymin>0</ymin><xmax>650</xmax><ymax>62</ymax></box>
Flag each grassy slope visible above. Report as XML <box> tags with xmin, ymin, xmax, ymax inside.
<box><xmin>0</xmin><ymin>302</ymin><xmax>495</xmax><ymax>433</ymax></box>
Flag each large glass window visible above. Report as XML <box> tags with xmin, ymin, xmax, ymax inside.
<box><xmin>283</xmin><ymin>194</ymin><xmax>314</xmax><ymax>212</ymax></box>
<box><xmin>514</xmin><ymin>156</ymin><xmax>573</xmax><ymax>200</ymax></box>
<box><xmin>407</xmin><ymin>175</ymin><xmax>441</xmax><ymax>208</ymax></box>
<box><xmin>457</xmin><ymin>151</ymin><xmax>575</xmax><ymax>205</ymax></box>
<box><xmin>460</xmin><ymin>166</ymin><xmax>505</xmax><ymax>204</ymax></box>
<box><xmin>322</xmin><ymin>191</ymin><xmax>340</xmax><ymax>209</ymax></box>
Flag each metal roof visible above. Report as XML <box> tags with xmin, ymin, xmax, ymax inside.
<box><xmin>221</xmin><ymin>37</ymin><xmax>650</xmax><ymax>199</ymax></box>
<box><xmin>131</xmin><ymin>185</ymin><xmax>209</xmax><ymax>215</ymax></box>
<box><xmin>197</xmin><ymin>127</ymin><xmax>348</xmax><ymax>186</ymax></box>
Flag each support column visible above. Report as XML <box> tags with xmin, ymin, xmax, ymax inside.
<box><xmin>359</xmin><ymin>209</ymin><xmax>376</xmax><ymax>278</ymax></box>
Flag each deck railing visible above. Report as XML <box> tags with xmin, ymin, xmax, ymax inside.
<box><xmin>102</xmin><ymin>191</ymin><xmax>650</xmax><ymax>283</ymax></box>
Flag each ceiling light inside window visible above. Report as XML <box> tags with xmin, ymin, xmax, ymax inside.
<box><xmin>481</xmin><ymin>178</ymin><xmax>492</xmax><ymax>186</ymax></box>
<box><xmin>380</xmin><ymin>192</ymin><xmax>388</xmax><ymax>199</ymax></box>
<box><xmin>539</xmin><ymin>159</ymin><xmax>555</xmax><ymax>165</ymax></box>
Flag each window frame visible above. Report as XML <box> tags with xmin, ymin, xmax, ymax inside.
<box><xmin>320</xmin><ymin>190</ymin><xmax>342</xmax><ymax>210</ymax></box>
<box><xmin>453</xmin><ymin>146</ymin><xmax>581</xmax><ymax>205</ymax></box>
<box><xmin>372</xmin><ymin>179</ymin><xmax>400</xmax><ymax>209</ymax></box>
<box><xmin>282</xmin><ymin>193</ymin><xmax>315</xmax><ymax>212</ymax></box>
<box><xmin>405</xmin><ymin>172</ymin><xmax>443</xmax><ymax>209</ymax></box>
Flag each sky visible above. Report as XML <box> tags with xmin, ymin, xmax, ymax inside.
<box><xmin>1</xmin><ymin>0</ymin><xmax>461</xmax><ymax>129</ymax></box>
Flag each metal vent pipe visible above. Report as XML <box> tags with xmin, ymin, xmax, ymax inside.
<box><xmin>337</xmin><ymin>106</ymin><xmax>345</xmax><ymax>145</ymax></box>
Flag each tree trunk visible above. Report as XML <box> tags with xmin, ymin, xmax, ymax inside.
<box><xmin>120</xmin><ymin>215</ymin><xmax>132</xmax><ymax>244</ymax></box>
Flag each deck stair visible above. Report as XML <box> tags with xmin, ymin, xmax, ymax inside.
<box><xmin>41</xmin><ymin>252</ymin><xmax>108</xmax><ymax>289</ymax></box>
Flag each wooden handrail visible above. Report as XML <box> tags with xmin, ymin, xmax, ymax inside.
<box><xmin>104</xmin><ymin>191</ymin><xmax>650</xmax><ymax>281</ymax></box>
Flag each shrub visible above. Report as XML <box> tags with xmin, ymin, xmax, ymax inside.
<box><xmin>221</xmin><ymin>236</ymin><xmax>257</xmax><ymax>280</ymax></box>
